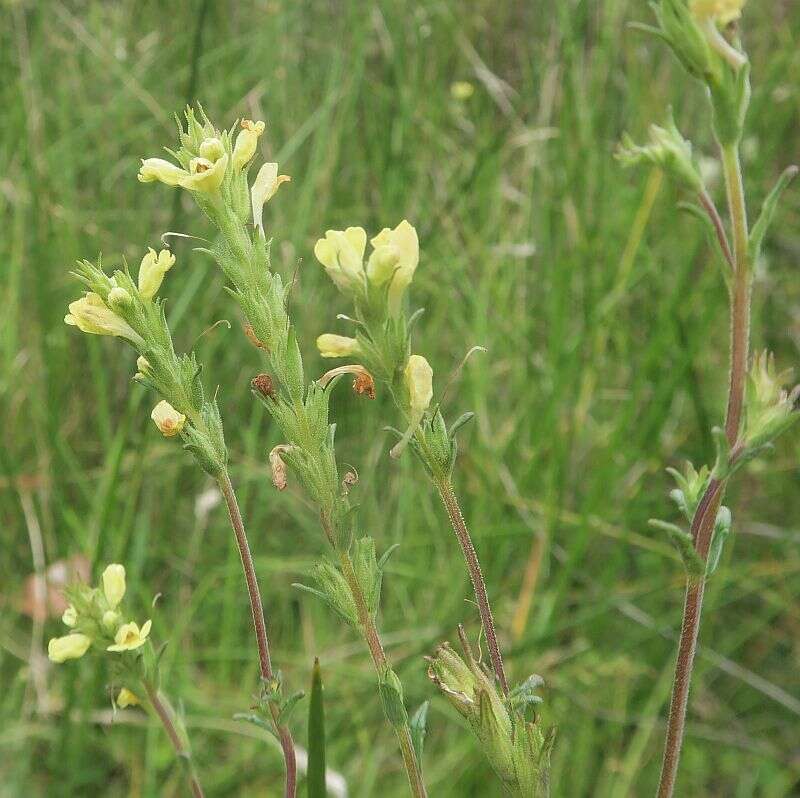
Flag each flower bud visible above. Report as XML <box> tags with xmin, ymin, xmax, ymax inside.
<box><xmin>102</xmin><ymin>563</ymin><xmax>126</xmax><ymax>609</ymax></box>
<box><xmin>48</xmin><ymin>633</ymin><xmax>92</xmax><ymax>663</ymax></box>
<box><xmin>617</xmin><ymin>111</ymin><xmax>704</xmax><ymax>193</ymax></box>
<box><xmin>314</xmin><ymin>228</ymin><xmax>367</xmax><ymax>294</ymax></box>
<box><xmin>743</xmin><ymin>351</ymin><xmax>800</xmax><ymax>449</ymax></box>
<box><xmin>316</xmin><ymin>334</ymin><xmax>361</xmax><ymax>359</ymax></box>
<box><xmin>405</xmin><ymin>354</ymin><xmax>433</xmax><ymax>415</ymax></box>
<box><xmin>137</xmin><ymin>248</ymin><xmax>176</xmax><ymax>300</ymax></box>
<box><xmin>106</xmin><ymin>286</ymin><xmax>132</xmax><ymax>311</ymax></box>
<box><xmin>232</xmin><ymin>119</ymin><xmax>265</xmax><ymax>170</ymax></box>
<box><xmin>102</xmin><ymin>610</ymin><xmax>121</xmax><ymax>630</ymax></box>
<box><xmin>116</xmin><ymin>687</ymin><xmax>140</xmax><ymax>708</ymax></box>
<box><xmin>251</xmin><ymin>162</ymin><xmax>291</xmax><ymax>235</ymax></box>
<box><xmin>150</xmin><ymin>400</ymin><xmax>186</xmax><ymax>437</ymax></box>
<box><xmin>198</xmin><ymin>136</ymin><xmax>225</xmax><ymax>162</ymax></box>
<box><xmin>62</xmin><ymin>605</ymin><xmax>77</xmax><ymax>627</ymax></box>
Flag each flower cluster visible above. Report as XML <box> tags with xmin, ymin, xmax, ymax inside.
<box><xmin>48</xmin><ymin>563</ymin><xmax>151</xmax><ymax>706</ymax></box>
<box><xmin>64</xmin><ymin>248</ymin><xmax>227</xmax><ymax>477</ymax></box>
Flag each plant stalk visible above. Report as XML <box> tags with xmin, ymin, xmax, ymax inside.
<box><xmin>338</xmin><ymin>551</ymin><xmax>428</xmax><ymax>798</ymax></box>
<box><xmin>435</xmin><ymin>477</ymin><xmax>509</xmax><ymax>695</ymax></box>
<box><xmin>656</xmin><ymin>143</ymin><xmax>750</xmax><ymax>798</ymax></box>
<box><xmin>144</xmin><ymin>682</ymin><xmax>205</xmax><ymax>798</ymax></box>
<box><xmin>218</xmin><ymin>471</ymin><xmax>297</xmax><ymax>798</ymax></box>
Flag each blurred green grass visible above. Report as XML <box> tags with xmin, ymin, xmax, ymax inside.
<box><xmin>2</xmin><ymin>0</ymin><xmax>800</xmax><ymax>795</ymax></box>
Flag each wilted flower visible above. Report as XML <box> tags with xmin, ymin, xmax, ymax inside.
<box><xmin>116</xmin><ymin>687</ymin><xmax>140</xmax><ymax>708</ymax></box>
<box><xmin>65</xmin><ymin>293</ymin><xmax>143</xmax><ymax>345</ymax></box>
<box><xmin>316</xmin><ymin>333</ymin><xmax>361</xmax><ymax>359</ymax></box>
<box><xmin>232</xmin><ymin>119</ymin><xmax>265</xmax><ymax>171</ymax></box>
<box><xmin>48</xmin><ymin>633</ymin><xmax>92</xmax><ymax>663</ymax></box>
<box><xmin>617</xmin><ymin>111</ymin><xmax>704</xmax><ymax>193</ymax></box>
<box><xmin>151</xmin><ymin>400</ymin><xmax>186</xmax><ymax>437</ymax></box>
<box><xmin>107</xmin><ymin>620</ymin><xmax>152</xmax><ymax>652</ymax></box>
<box><xmin>317</xmin><ymin>364</ymin><xmax>375</xmax><ymax>399</ymax></box>
<box><xmin>102</xmin><ymin>564</ymin><xmax>126</xmax><ymax>610</ymax></box>
<box><xmin>138</xmin><ymin>248</ymin><xmax>176</xmax><ymax>300</ymax></box>
<box><xmin>268</xmin><ymin>444</ymin><xmax>295</xmax><ymax>491</ymax></box>
<box><xmin>368</xmin><ymin>220</ymin><xmax>419</xmax><ymax>316</ymax></box>
<box><xmin>314</xmin><ymin>228</ymin><xmax>367</xmax><ymax>294</ymax></box>
<box><xmin>251</xmin><ymin>162</ymin><xmax>291</xmax><ymax>235</ymax></box>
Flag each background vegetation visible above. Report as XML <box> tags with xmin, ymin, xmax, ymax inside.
<box><xmin>2</xmin><ymin>1</ymin><xmax>800</xmax><ymax>795</ymax></box>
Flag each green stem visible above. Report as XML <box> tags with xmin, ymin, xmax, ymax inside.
<box><xmin>218</xmin><ymin>471</ymin><xmax>297</xmax><ymax>798</ymax></box>
<box><xmin>656</xmin><ymin>142</ymin><xmax>750</xmax><ymax>798</ymax></box>
<box><xmin>143</xmin><ymin>681</ymin><xmax>205</xmax><ymax>798</ymax></box>
<box><xmin>435</xmin><ymin>477</ymin><xmax>509</xmax><ymax>695</ymax></box>
<box><xmin>338</xmin><ymin>550</ymin><xmax>428</xmax><ymax>798</ymax></box>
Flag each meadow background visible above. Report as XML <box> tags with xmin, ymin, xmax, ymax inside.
<box><xmin>3</xmin><ymin>1</ymin><xmax>800</xmax><ymax>795</ymax></box>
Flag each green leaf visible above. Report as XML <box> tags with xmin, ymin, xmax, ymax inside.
<box><xmin>749</xmin><ymin>166</ymin><xmax>798</xmax><ymax>264</ymax></box>
<box><xmin>649</xmin><ymin>519</ymin><xmax>704</xmax><ymax>582</ymax></box>
<box><xmin>278</xmin><ymin>690</ymin><xmax>305</xmax><ymax>726</ymax></box>
<box><xmin>233</xmin><ymin>711</ymin><xmax>278</xmax><ymax>740</ymax></box>
<box><xmin>706</xmin><ymin>506</ymin><xmax>732</xmax><ymax>576</ymax></box>
<box><xmin>448</xmin><ymin>412</ymin><xmax>476</xmax><ymax>440</ymax></box>
<box><xmin>307</xmin><ymin>659</ymin><xmax>326</xmax><ymax>798</ymax></box>
<box><xmin>410</xmin><ymin>701</ymin><xmax>430</xmax><ymax>767</ymax></box>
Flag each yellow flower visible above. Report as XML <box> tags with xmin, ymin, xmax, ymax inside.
<box><xmin>116</xmin><ymin>687</ymin><xmax>140</xmax><ymax>708</ymax></box>
<box><xmin>151</xmin><ymin>400</ymin><xmax>186</xmax><ymax>437</ymax></box>
<box><xmin>251</xmin><ymin>162</ymin><xmax>291</xmax><ymax>235</ymax></box>
<box><xmin>65</xmin><ymin>293</ymin><xmax>143</xmax><ymax>345</ymax></box>
<box><xmin>690</xmin><ymin>0</ymin><xmax>745</xmax><ymax>25</ymax></box>
<box><xmin>138</xmin><ymin>248</ymin><xmax>176</xmax><ymax>300</ymax></box>
<box><xmin>62</xmin><ymin>605</ymin><xmax>77</xmax><ymax>627</ymax></box>
<box><xmin>48</xmin><ymin>633</ymin><xmax>92</xmax><ymax>663</ymax></box>
<box><xmin>138</xmin><ymin>151</ymin><xmax>228</xmax><ymax>193</ymax></box>
<box><xmin>107</xmin><ymin>620</ymin><xmax>152</xmax><ymax>652</ymax></box>
<box><xmin>450</xmin><ymin>81</ymin><xmax>474</xmax><ymax>100</ymax></box>
<box><xmin>102</xmin><ymin>563</ymin><xmax>126</xmax><ymax>609</ymax></box>
<box><xmin>405</xmin><ymin>354</ymin><xmax>433</xmax><ymax>415</ymax></box>
<box><xmin>314</xmin><ymin>228</ymin><xmax>367</xmax><ymax>293</ymax></box>
<box><xmin>232</xmin><ymin>119</ymin><xmax>265</xmax><ymax>170</ymax></box>
<box><xmin>316</xmin><ymin>334</ymin><xmax>361</xmax><ymax>358</ymax></box>
<box><xmin>368</xmin><ymin>221</ymin><xmax>419</xmax><ymax>316</ymax></box>
<box><xmin>138</xmin><ymin>158</ymin><xmax>187</xmax><ymax>186</ymax></box>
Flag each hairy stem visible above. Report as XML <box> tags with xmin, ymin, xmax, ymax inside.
<box><xmin>656</xmin><ymin>143</ymin><xmax>750</xmax><ymax>798</ymax></box>
<box><xmin>435</xmin><ymin>477</ymin><xmax>509</xmax><ymax>695</ymax></box>
<box><xmin>218</xmin><ymin>471</ymin><xmax>297</xmax><ymax>798</ymax></box>
<box><xmin>338</xmin><ymin>551</ymin><xmax>428</xmax><ymax>798</ymax></box>
<box><xmin>144</xmin><ymin>682</ymin><xmax>205</xmax><ymax>798</ymax></box>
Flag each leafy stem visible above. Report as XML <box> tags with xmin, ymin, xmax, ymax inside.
<box><xmin>656</xmin><ymin>141</ymin><xmax>750</xmax><ymax>798</ymax></box>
